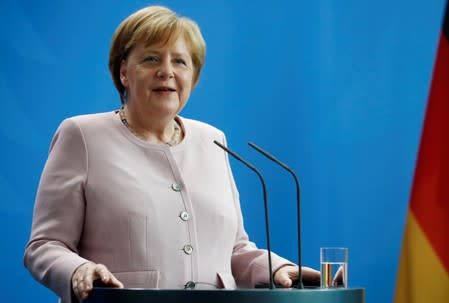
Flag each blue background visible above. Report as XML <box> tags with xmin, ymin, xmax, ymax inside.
<box><xmin>1</xmin><ymin>0</ymin><xmax>446</xmax><ymax>302</ymax></box>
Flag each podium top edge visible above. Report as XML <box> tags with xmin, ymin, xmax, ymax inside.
<box><xmin>86</xmin><ymin>287</ymin><xmax>365</xmax><ymax>303</ymax></box>
<box><xmin>93</xmin><ymin>287</ymin><xmax>365</xmax><ymax>293</ymax></box>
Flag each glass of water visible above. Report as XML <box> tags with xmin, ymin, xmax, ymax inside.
<box><xmin>320</xmin><ymin>247</ymin><xmax>348</xmax><ymax>288</ymax></box>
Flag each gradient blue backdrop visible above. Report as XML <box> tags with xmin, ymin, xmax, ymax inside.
<box><xmin>1</xmin><ymin>1</ymin><xmax>446</xmax><ymax>302</ymax></box>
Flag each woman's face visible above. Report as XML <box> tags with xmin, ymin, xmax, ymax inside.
<box><xmin>120</xmin><ymin>36</ymin><xmax>194</xmax><ymax>120</ymax></box>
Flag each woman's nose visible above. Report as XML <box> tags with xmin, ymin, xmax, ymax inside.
<box><xmin>156</xmin><ymin>62</ymin><xmax>174</xmax><ymax>79</ymax></box>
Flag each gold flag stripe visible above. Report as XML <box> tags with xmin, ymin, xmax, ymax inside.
<box><xmin>395</xmin><ymin>212</ymin><xmax>449</xmax><ymax>303</ymax></box>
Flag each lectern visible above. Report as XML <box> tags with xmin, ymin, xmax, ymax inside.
<box><xmin>84</xmin><ymin>288</ymin><xmax>365</xmax><ymax>303</ymax></box>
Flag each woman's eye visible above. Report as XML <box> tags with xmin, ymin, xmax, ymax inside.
<box><xmin>175</xmin><ymin>58</ymin><xmax>187</xmax><ymax>66</ymax></box>
<box><xmin>143</xmin><ymin>56</ymin><xmax>159</xmax><ymax>63</ymax></box>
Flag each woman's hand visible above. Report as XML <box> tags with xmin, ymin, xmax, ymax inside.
<box><xmin>274</xmin><ymin>265</ymin><xmax>321</xmax><ymax>288</ymax></box>
<box><xmin>71</xmin><ymin>262</ymin><xmax>124</xmax><ymax>301</ymax></box>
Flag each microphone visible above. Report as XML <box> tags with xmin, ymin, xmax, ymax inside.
<box><xmin>213</xmin><ymin>140</ymin><xmax>275</xmax><ymax>289</ymax></box>
<box><xmin>248</xmin><ymin>141</ymin><xmax>304</xmax><ymax>289</ymax></box>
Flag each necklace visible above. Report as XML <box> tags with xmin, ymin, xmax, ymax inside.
<box><xmin>118</xmin><ymin>107</ymin><xmax>181</xmax><ymax>146</ymax></box>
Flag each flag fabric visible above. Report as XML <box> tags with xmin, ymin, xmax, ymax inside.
<box><xmin>395</xmin><ymin>2</ymin><xmax>449</xmax><ymax>303</ymax></box>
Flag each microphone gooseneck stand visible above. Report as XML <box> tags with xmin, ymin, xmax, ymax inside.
<box><xmin>248</xmin><ymin>141</ymin><xmax>304</xmax><ymax>289</ymax></box>
<box><xmin>213</xmin><ymin>140</ymin><xmax>275</xmax><ymax>289</ymax></box>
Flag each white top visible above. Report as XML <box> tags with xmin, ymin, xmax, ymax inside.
<box><xmin>24</xmin><ymin>111</ymin><xmax>292</xmax><ymax>303</ymax></box>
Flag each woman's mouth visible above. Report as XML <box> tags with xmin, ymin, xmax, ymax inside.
<box><xmin>153</xmin><ymin>86</ymin><xmax>176</xmax><ymax>93</ymax></box>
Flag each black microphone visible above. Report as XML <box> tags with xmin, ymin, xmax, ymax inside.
<box><xmin>248</xmin><ymin>141</ymin><xmax>304</xmax><ymax>289</ymax></box>
<box><xmin>213</xmin><ymin>140</ymin><xmax>275</xmax><ymax>289</ymax></box>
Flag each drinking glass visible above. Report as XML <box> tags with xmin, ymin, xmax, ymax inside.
<box><xmin>320</xmin><ymin>247</ymin><xmax>348</xmax><ymax>288</ymax></box>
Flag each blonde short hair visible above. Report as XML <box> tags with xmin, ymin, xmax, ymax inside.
<box><xmin>109</xmin><ymin>6</ymin><xmax>206</xmax><ymax>101</ymax></box>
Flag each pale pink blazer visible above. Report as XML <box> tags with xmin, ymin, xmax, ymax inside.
<box><xmin>24</xmin><ymin>112</ymin><xmax>292</xmax><ymax>303</ymax></box>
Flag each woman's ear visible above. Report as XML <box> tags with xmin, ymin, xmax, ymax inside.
<box><xmin>120</xmin><ymin>60</ymin><xmax>128</xmax><ymax>87</ymax></box>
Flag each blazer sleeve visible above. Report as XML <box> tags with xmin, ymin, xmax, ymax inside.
<box><xmin>220</xmin><ymin>134</ymin><xmax>294</xmax><ymax>287</ymax></box>
<box><xmin>24</xmin><ymin>118</ymin><xmax>90</xmax><ymax>303</ymax></box>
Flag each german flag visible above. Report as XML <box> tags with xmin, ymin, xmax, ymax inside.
<box><xmin>395</xmin><ymin>2</ymin><xmax>449</xmax><ymax>302</ymax></box>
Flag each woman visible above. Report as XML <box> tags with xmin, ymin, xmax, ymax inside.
<box><xmin>24</xmin><ymin>6</ymin><xmax>319</xmax><ymax>303</ymax></box>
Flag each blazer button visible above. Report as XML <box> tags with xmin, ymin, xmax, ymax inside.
<box><xmin>179</xmin><ymin>211</ymin><xmax>190</xmax><ymax>221</ymax></box>
<box><xmin>171</xmin><ymin>183</ymin><xmax>183</xmax><ymax>192</ymax></box>
<box><xmin>183</xmin><ymin>244</ymin><xmax>194</xmax><ymax>255</ymax></box>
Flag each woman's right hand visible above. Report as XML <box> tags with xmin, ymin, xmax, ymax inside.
<box><xmin>71</xmin><ymin>262</ymin><xmax>124</xmax><ymax>301</ymax></box>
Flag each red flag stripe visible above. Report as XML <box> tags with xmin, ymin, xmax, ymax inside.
<box><xmin>410</xmin><ymin>4</ymin><xmax>449</xmax><ymax>274</ymax></box>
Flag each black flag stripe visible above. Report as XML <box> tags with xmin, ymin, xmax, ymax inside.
<box><xmin>444</xmin><ymin>1</ymin><xmax>449</xmax><ymax>40</ymax></box>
